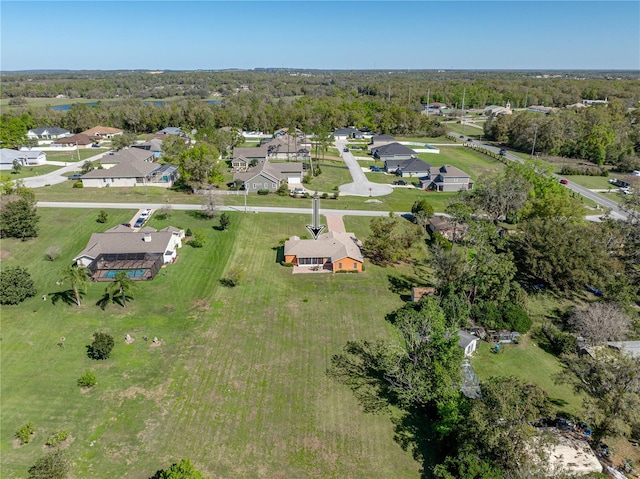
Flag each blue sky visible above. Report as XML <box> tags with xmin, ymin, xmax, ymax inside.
<box><xmin>1</xmin><ymin>1</ymin><xmax>638</xmax><ymax>70</ymax></box>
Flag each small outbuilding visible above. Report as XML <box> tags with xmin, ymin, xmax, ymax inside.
<box><xmin>458</xmin><ymin>330</ymin><xmax>479</xmax><ymax>357</ymax></box>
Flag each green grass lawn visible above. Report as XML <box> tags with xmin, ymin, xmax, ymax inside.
<box><xmin>418</xmin><ymin>145</ymin><xmax>506</xmax><ymax>180</ymax></box>
<box><xmin>0</xmin><ymin>208</ymin><xmax>423</xmax><ymax>479</ymax></box>
<box><xmin>563</xmin><ymin>175</ymin><xmax>612</xmax><ymax>190</ymax></box>
<box><xmin>1</xmin><ymin>164</ymin><xmax>61</xmax><ymax>179</ymax></box>
<box><xmin>45</xmin><ymin>148</ymin><xmax>109</xmax><ymax>162</ymax></box>
<box><xmin>305</xmin><ymin>160</ymin><xmax>351</xmax><ymax>193</ymax></box>
<box><xmin>471</xmin><ymin>335</ymin><xmax>583</xmax><ymax>417</ymax></box>
<box><xmin>396</xmin><ymin>136</ymin><xmax>457</xmax><ymax>144</ymax></box>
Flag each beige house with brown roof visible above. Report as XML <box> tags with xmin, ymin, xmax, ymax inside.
<box><xmin>284</xmin><ymin>231</ymin><xmax>364</xmax><ymax>273</ymax></box>
<box><xmin>233</xmin><ymin>159</ymin><xmax>304</xmax><ymax>192</ymax></box>
<box><xmin>81</xmin><ymin>126</ymin><xmax>123</xmax><ymax>139</ymax></box>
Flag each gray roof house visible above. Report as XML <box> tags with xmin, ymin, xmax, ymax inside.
<box><xmin>606</xmin><ymin>341</ymin><xmax>640</xmax><ymax>358</ymax></box>
<box><xmin>81</xmin><ymin>148</ymin><xmax>178</xmax><ymax>188</ymax></box>
<box><xmin>458</xmin><ymin>330</ymin><xmax>479</xmax><ymax>357</ymax></box>
<box><xmin>368</xmin><ymin>134</ymin><xmax>396</xmax><ymax>150</ymax></box>
<box><xmin>132</xmin><ymin>138</ymin><xmax>163</xmax><ymax>157</ymax></box>
<box><xmin>74</xmin><ymin>225</ymin><xmax>185</xmax><ymax>281</ymax></box>
<box><xmin>232</xmin><ymin>145</ymin><xmax>269</xmax><ymax>162</ymax></box>
<box><xmin>0</xmin><ymin>148</ymin><xmax>47</xmax><ymax>169</ymax></box>
<box><xmin>373</xmin><ymin>142</ymin><xmax>417</xmax><ymax>162</ymax></box>
<box><xmin>421</xmin><ymin>165</ymin><xmax>473</xmax><ymax>192</ymax></box>
<box><xmin>156</xmin><ymin>127</ymin><xmax>183</xmax><ymax>135</ymax></box>
<box><xmin>384</xmin><ymin>157</ymin><xmax>431</xmax><ymax>177</ymax></box>
<box><xmin>27</xmin><ymin>127</ymin><xmax>70</xmax><ymax>140</ymax></box>
<box><xmin>233</xmin><ymin>160</ymin><xmax>304</xmax><ymax>193</ymax></box>
<box><xmin>333</xmin><ymin>127</ymin><xmax>364</xmax><ymax>140</ymax></box>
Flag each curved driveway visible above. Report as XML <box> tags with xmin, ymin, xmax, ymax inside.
<box><xmin>335</xmin><ymin>140</ymin><xmax>393</xmax><ymax>197</ymax></box>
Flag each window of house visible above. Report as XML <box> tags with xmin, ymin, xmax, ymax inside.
<box><xmin>353</xmin><ymin>263</ymin><xmax>357</xmax><ymax>269</ymax></box>
<box><xmin>264</xmin><ymin>182</ymin><xmax>268</xmax><ymax>189</ymax></box>
<box><xmin>253</xmin><ymin>183</ymin><xmax>257</xmax><ymax>189</ymax></box>
<box><xmin>272</xmin><ymin>183</ymin><xmax>277</xmax><ymax>188</ymax></box>
<box><xmin>338</xmin><ymin>263</ymin><xmax>342</xmax><ymax>269</ymax></box>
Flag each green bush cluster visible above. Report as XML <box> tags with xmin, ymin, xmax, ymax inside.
<box><xmin>73</xmin><ymin>181</ymin><xmax>83</xmax><ymax>188</ymax></box>
<box><xmin>559</xmin><ymin>165</ymin><xmax>608</xmax><ymax>176</ymax></box>
<box><xmin>471</xmin><ymin>301</ymin><xmax>532</xmax><ymax>333</ymax></box>
<box><xmin>257</xmin><ymin>189</ymin><xmax>270</xmax><ymax>195</ymax></box>
<box><xmin>77</xmin><ymin>370</ymin><xmax>97</xmax><ymax>388</ymax></box>
<box><xmin>187</xmin><ymin>230</ymin><xmax>207</xmax><ymax>248</ymax></box>
<box><xmin>15</xmin><ymin>421</ymin><xmax>35</xmax><ymax>444</ymax></box>
<box><xmin>46</xmin><ymin>430</ymin><xmax>70</xmax><ymax>447</ymax></box>
<box><xmin>87</xmin><ymin>332</ymin><xmax>114</xmax><ymax>360</ymax></box>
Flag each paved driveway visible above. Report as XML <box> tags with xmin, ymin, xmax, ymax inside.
<box><xmin>325</xmin><ymin>215</ymin><xmax>346</xmax><ymax>233</ymax></box>
<box><xmin>335</xmin><ymin>140</ymin><xmax>393</xmax><ymax>197</ymax></box>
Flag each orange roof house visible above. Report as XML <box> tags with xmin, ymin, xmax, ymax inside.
<box><xmin>284</xmin><ymin>231</ymin><xmax>364</xmax><ymax>273</ymax></box>
<box><xmin>81</xmin><ymin>126</ymin><xmax>123</xmax><ymax>139</ymax></box>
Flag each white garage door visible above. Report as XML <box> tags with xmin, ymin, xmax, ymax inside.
<box><xmin>287</xmin><ymin>176</ymin><xmax>301</xmax><ymax>184</ymax></box>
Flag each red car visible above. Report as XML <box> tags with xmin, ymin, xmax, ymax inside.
<box><xmin>560</xmin><ymin>179</ymin><xmax>569</xmax><ymax>185</ymax></box>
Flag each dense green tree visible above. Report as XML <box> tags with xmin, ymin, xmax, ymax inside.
<box><xmin>364</xmin><ymin>214</ymin><xmax>422</xmax><ymax>264</ymax></box>
<box><xmin>87</xmin><ymin>332</ymin><xmax>115</xmax><ymax>360</ymax></box>
<box><xmin>0</xmin><ymin>116</ymin><xmax>28</xmax><ymax>148</ymax></box>
<box><xmin>410</xmin><ymin>198</ymin><xmax>435</xmax><ymax>229</ymax></box>
<box><xmin>0</xmin><ymin>267</ymin><xmax>36</xmax><ymax>305</ymax></box>
<box><xmin>465</xmin><ymin>168</ymin><xmax>531</xmax><ymax>223</ymax></box>
<box><xmin>509</xmin><ymin>217</ymin><xmax>616</xmax><ymax>292</ymax></box>
<box><xmin>557</xmin><ymin>351</ymin><xmax>640</xmax><ymax>442</ymax></box>
<box><xmin>110</xmin><ymin>132</ymin><xmax>137</xmax><ymax>150</ymax></box>
<box><xmin>161</xmin><ymin>134</ymin><xmax>188</xmax><ymax>159</ymax></box>
<box><xmin>0</xmin><ymin>187</ymin><xmax>39</xmax><ymax>240</ymax></box>
<box><xmin>219</xmin><ymin>212</ymin><xmax>230</xmax><ymax>231</ymax></box>
<box><xmin>27</xmin><ymin>451</ymin><xmax>70</xmax><ymax>479</ymax></box>
<box><xmin>177</xmin><ymin>144</ymin><xmax>223</xmax><ymax>190</ymax></box>
<box><xmin>59</xmin><ymin>265</ymin><xmax>91</xmax><ymax>306</ymax></box>
<box><xmin>151</xmin><ymin>458</ymin><xmax>208</xmax><ymax>479</ymax></box>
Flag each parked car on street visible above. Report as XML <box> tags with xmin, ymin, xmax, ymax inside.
<box><xmin>499</xmin><ymin>149</ymin><xmax>507</xmax><ymax>156</ymax></box>
<box><xmin>560</xmin><ymin>179</ymin><xmax>569</xmax><ymax>185</ymax></box>
<box><xmin>393</xmin><ymin>180</ymin><xmax>407</xmax><ymax>185</ymax></box>
<box><xmin>343</xmin><ymin>147</ymin><xmax>349</xmax><ymax>152</ymax></box>
<box><xmin>290</xmin><ymin>187</ymin><xmax>306</xmax><ymax>196</ymax></box>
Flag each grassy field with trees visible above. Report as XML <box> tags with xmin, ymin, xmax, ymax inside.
<box><xmin>1</xmin><ymin>208</ymin><xmax>426</xmax><ymax>479</ymax></box>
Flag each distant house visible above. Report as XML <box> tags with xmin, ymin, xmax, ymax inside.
<box><xmin>527</xmin><ymin>105</ymin><xmax>555</xmax><ymax>114</ymax></box>
<box><xmin>231</xmin><ymin>155</ymin><xmax>253</xmax><ymax>171</ymax></box>
<box><xmin>52</xmin><ymin>133</ymin><xmax>95</xmax><ymax>148</ymax></box>
<box><xmin>458</xmin><ymin>330</ymin><xmax>479</xmax><ymax>357</ymax></box>
<box><xmin>27</xmin><ymin>127</ymin><xmax>70</xmax><ymax>140</ymax></box>
<box><xmin>333</xmin><ymin>127</ymin><xmax>364</xmax><ymax>140</ymax></box>
<box><xmin>233</xmin><ymin>159</ymin><xmax>304</xmax><ymax>193</ymax></box>
<box><xmin>262</xmin><ymin>134</ymin><xmax>311</xmax><ymax>160</ymax></box>
<box><xmin>156</xmin><ymin>127</ymin><xmax>183</xmax><ymax>136</ymax></box>
<box><xmin>372</xmin><ymin>142</ymin><xmax>416</xmax><ymax>162</ymax></box>
<box><xmin>424</xmin><ymin>102</ymin><xmax>447</xmax><ymax>114</ymax></box>
<box><xmin>81</xmin><ymin>126</ymin><xmax>123</xmax><ymax>139</ymax></box>
<box><xmin>384</xmin><ymin>157</ymin><xmax>431</xmax><ymax>177</ymax></box>
<box><xmin>284</xmin><ymin>231</ymin><xmax>364</xmax><ymax>273</ymax></box>
<box><xmin>81</xmin><ymin>148</ymin><xmax>178</xmax><ymax>188</ymax></box>
<box><xmin>73</xmin><ymin>225</ymin><xmax>184</xmax><ymax>281</ymax></box>
<box><xmin>132</xmin><ymin>138</ymin><xmax>163</xmax><ymax>157</ymax></box>
<box><xmin>0</xmin><ymin>148</ymin><xmax>47</xmax><ymax>169</ymax></box>
<box><xmin>427</xmin><ymin>216</ymin><xmax>467</xmax><ymax>241</ymax></box>
<box><xmin>483</xmin><ymin>101</ymin><xmax>512</xmax><ymax>117</ymax></box>
<box><xmin>421</xmin><ymin>165</ymin><xmax>473</xmax><ymax>192</ymax></box>
<box><xmin>368</xmin><ymin>134</ymin><xmax>396</xmax><ymax>151</ymax></box>
<box><xmin>606</xmin><ymin>341</ymin><xmax>640</xmax><ymax>358</ymax></box>
<box><xmin>582</xmin><ymin>98</ymin><xmax>608</xmax><ymax>106</ymax></box>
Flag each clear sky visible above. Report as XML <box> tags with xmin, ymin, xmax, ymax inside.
<box><xmin>1</xmin><ymin>1</ymin><xmax>638</xmax><ymax>71</ymax></box>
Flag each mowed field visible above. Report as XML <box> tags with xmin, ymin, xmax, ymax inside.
<box><xmin>0</xmin><ymin>208</ymin><xmax>422</xmax><ymax>478</ymax></box>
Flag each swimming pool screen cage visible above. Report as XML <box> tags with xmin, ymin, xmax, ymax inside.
<box><xmin>89</xmin><ymin>252</ymin><xmax>163</xmax><ymax>281</ymax></box>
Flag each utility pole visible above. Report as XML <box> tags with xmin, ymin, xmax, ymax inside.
<box><xmin>426</xmin><ymin>88</ymin><xmax>430</xmax><ymax>117</ymax></box>
<box><xmin>530</xmin><ymin>124</ymin><xmax>539</xmax><ymax>158</ymax></box>
<box><xmin>461</xmin><ymin>87</ymin><xmax>466</xmax><ymax>136</ymax></box>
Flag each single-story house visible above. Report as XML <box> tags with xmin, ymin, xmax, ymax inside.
<box><xmin>132</xmin><ymin>138</ymin><xmax>163</xmax><ymax>157</ymax></box>
<box><xmin>52</xmin><ymin>133</ymin><xmax>95</xmax><ymax>148</ymax></box>
<box><xmin>0</xmin><ymin>148</ymin><xmax>47</xmax><ymax>169</ymax></box>
<box><xmin>427</xmin><ymin>216</ymin><xmax>467</xmax><ymax>241</ymax></box>
<box><xmin>81</xmin><ymin>126</ymin><xmax>123</xmax><ymax>139</ymax></box>
<box><xmin>284</xmin><ymin>231</ymin><xmax>364</xmax><ymax>273</ymax></box>
<box><xmin>73</xmin><ymin>225</ymin><xmax>184</xmax><ymax>281</ymax></box>
<box><xmin>373</xmin><ymin>142</ymin><xmax>417</xmax><ymax>162</ymax></box>
<box><xmin>421</xmin><ymin>165</ymin><xmax>473</xmax><ymax>192</ymax></box>
<box><xmin>232</xmin><ymin>145</ymin><xmax>268</xmax><ymax>163</ymax></box>
<box><xmin>261</xmin><ymin>134</ymin><xmax>311</xmax><ymax>160</ymax></box>
<box><xmin>82</xmin><ymin>148</ymin><xmax>178</xmax><ymax>188</ymax></box>
<box><xmin>27</xmin><ymin>127</ymin><xmax>70</xmax><ymax>140</ymax></box>
<box><xmin>333</xmin><ymin>127</ymin><xmax>364</xmax><ymax>140</ymax></box>
<box><xmin>368</xmin><ymin>134</ymin><xmax>396</xmax><ymax>151</ymax></box>
<box><xmin>233</xmin><ymin>160</ymin><xmax>304</xmax><ymax>193</ymax></box>
<box><xmin>458</xmin><ymin>330</ymin><xmax>479</xmax><ymax>357</ymax></box>
<box><xmin>156</xmin><ymin>127</ymin><xmax>183</xmax><ymax>136</ymax></box>
<box><xmin>606</xmin><ymin>341</ymin><xmax>640</xmax><ymax>358</ymax></box>
<box><xmin>384</xmin><ymin>157</ymin><xmax>431</xmax><ymax>177</ymax></box>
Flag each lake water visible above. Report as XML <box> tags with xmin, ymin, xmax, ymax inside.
<box><xmin>51</xmin><ymin>99</ymin><xmax>220</xmax><ymax>111</ymax></box>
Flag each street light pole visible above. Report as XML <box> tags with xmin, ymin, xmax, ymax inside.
<box><xmin>530</xmin><ymin>124</ymin><xmax>539</xmax><ymax>158</ymax></box>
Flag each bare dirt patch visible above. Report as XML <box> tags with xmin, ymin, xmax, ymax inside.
<box><xmin>0</xmin><ymin>251</ymin><xmax>10</xmax><ymax>259</ymax></box>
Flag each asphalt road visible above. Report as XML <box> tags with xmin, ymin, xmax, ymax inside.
<box><xmin>335</xmin><ymin>140</ymin><xmax>393</xmax><ymax>197</ymax></box>
<box><xmin>449</xmin><ymin>132</ymin><xmax>628</xmax><ymax>219</ymax></box>
<box><xmin>37</xmin><ymin>201</ymin><xmax>410</xmax><ymax>217</ymax></box>
<box><xmin>22</xmin><ymin>151</ymin><xmax>108</xmax><ymax>188</ymax></box>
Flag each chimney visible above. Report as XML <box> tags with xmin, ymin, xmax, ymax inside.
<box><xmin>143</xmin><ymin>233</ymin><xmax>152</xmax><ymax>242</ymax></box>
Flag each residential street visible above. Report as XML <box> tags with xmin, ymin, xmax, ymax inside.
<box><xmin>21</xmin><ymin>150</ymin><xmax>108</xmax><ymax>188</ymax></box>
<box><xmin>334</xmin><ymin>140</ymin><xmax>394</xmax><ymax>197</ymax></box>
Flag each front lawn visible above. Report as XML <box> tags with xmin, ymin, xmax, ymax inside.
<box><xmin>45</xmin><ymin>148</ymin><xmax>109</xmax><ymax>162</ymax></box>
<box><xmin>418</xmin><ymin>145</ymin><xmax>506</xmax><ymax>180</ymax></box>
<box><xmin>1</xmin><ymin>164</ymin><xmax>61</xmax><ymax>179</ymax></box>
<box><xmin>0</xmin><ymin>208</ymin><xmax>422</xmax><ymax>479</ymax></box>
<box><xmin>304</xmin><ymin>160</ymin><xmax>351</xmax><ymax>193</ymax></box>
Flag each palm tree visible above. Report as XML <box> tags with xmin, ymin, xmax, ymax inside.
<box><xmin>60</xmin><ymin>265</ymin><xmax>91</xmax><ymax>306</ymax></box>
<box><xmin>107</xmin><ymin>271</ymin><xmax>135</xmax><ymax>308</ymax></box>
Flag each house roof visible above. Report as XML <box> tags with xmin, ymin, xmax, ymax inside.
<box><xmin>73</xmin><ymin>226</ymin><xmax>183</xmax><ymax>261</ymax></box>
<box><xmin>233</xmin><ymin>145</ymin><xmax>268</xmax><ymax>160</ymax></box>
<box><xmin>82</xmin><ymin>160</ymin><xmax>159</xmax><ymax>179</ymax></box>
<box><xmin>458</xmin><ymin>330</ymin><xmax>478</xmax><ymax>350</ymax></box>
<box><xmin>606</xmin><ymin>341</ymin><xmax>640</xmax><ymax>358</ymax></box>
<box><xmin>334</xmin><ymin>127</ymin><xmax>362</xmax><ymax>136</ymax></box>
<box><xmin>132</xmin><ymin>138</ymin><xmax>163</xmax><ymax>153</ymax></box>
<box><xmin>384</xmin><ymin>157</ymin><xmax>431</xmax><ymax>173</ymax></box>
<box><xmin>1</xmin><ymin>148</ymin><xmax>45</xmax><ymax>162</ymax></box>
<box><xmin>156</xmin><ymin>127</ymin><xmax>182</xmax><ymax>135</ymax></box>
<box><xmin>428</xmin><ymin>216</ymin><xmax>455</xmax><ymax>232</ymax></box>
<box><xmin>373</xmin><ymin>142</ymin><xmax>416</xmax><ymax>157</ymax></box>
<box><xmin>100</xmin><ymin>148</ymin><xmax>155</xmax><ymax>164</ymax></box>
<box><xmin>234</xmin><ymin>160</ymin><xmax>303</xmax><ymax>183</ymax></box>
<box><xmin>81</xmin><ymin>126</ymin><xmax>123</xmax><ymax>136</ymax></box>
<box><xmin>29</xmin><ymin>127</ymin><xmax>69</xmax><ymax>136</ymax></box>
<box><xmin>53</xmin><ymin>133</ymin><xmax>94</xmax><ymax>145</ymax></box>
<box><xmin>371</xmin><ymin>134</ymin><xmax>395</xmax><ymax>141</ymax></box>
<box><xmin>431</xmin><ymin>164</ymin><xmax>470</xmax><ymax>179</ymax></box>
<box><xmin>284</xmin><ymin>231</ymin><xmax>363</xmax><ymax>263</ymax></box>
